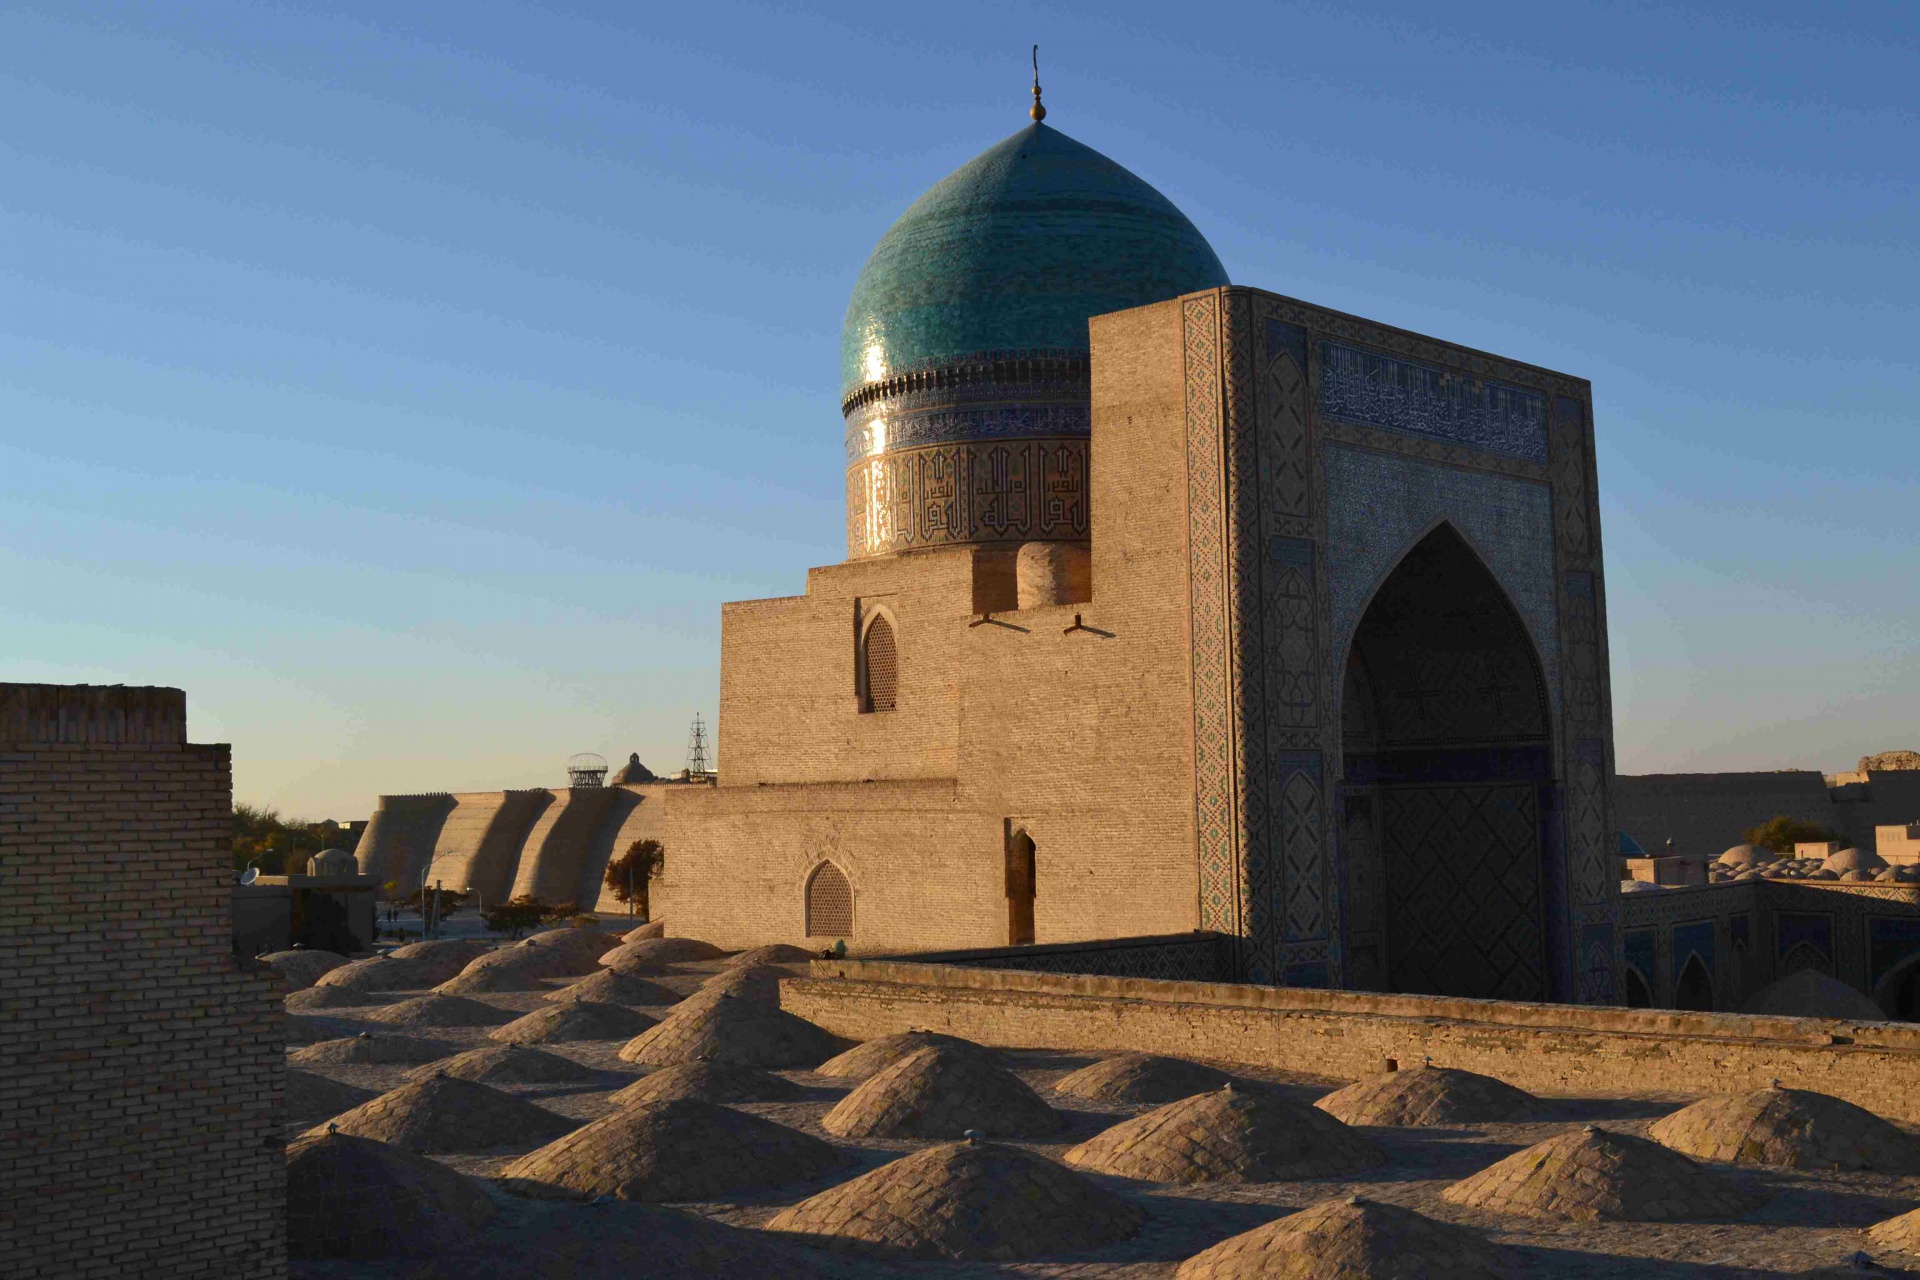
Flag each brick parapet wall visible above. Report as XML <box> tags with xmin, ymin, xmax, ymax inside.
<box><xmin>783</xmin><ymin>960</ymin><xmax>1920</xmax><ymax>1122</ymax></box>
<box><xmin>0</xmin><ymin>719</ymin><xmax>284</xmax><ymax>1278</ymax></box>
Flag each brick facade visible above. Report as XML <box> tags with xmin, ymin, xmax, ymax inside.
<box><xmin>0</xmin><ymin>684</ymin><xmax>284</xmax><ymax>1279</ymax></box>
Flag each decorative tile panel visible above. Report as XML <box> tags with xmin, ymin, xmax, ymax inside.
<box><xmin>1673</xmin><ymin>919</ymin><xmax>1717</xmax><ymax>980</ymax></box>
<box><xmin>1320</xmin><ymin>341</ymin><xmax>1549</xmax><ymax>463</ymax></box>
<box><xmin>845</xmin><ymin>438</ymin><xmax>1087</xmax><ymax>557</ymax></box>
<box><xmin>1579</xmin><ymin>921</ymin><xmax>1616</xmax><ymax>1003</ymax></box>
<box><xmin>1570</xmin><ymin>739</ymin><xmax>1612</xmax><ymax>907</ymax></box>
<box><xmin>1183</xmin><ymin>295</ymin><xmax>1240</xmax><ymax>945</ymax></box>
<box><xmin>1323</xmin><ymin>446</ymin><xmax>1560</xmax><ymax>724</ymax></box>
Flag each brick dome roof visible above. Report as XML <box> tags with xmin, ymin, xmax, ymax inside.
<box><xmin>285</xmin><ymin>1069</ymin><xmax>376</xmax><ymax>1124</ymax></box>
<box><xmin>408</xmin><ymin>1044</ymin><xmax>591</xmax><ymax>1086</ymax></box>
<box><xmin>601</xmin><ymin>935</ymin><xmax>725</xmax><ymax>973</ymax></box>
<box><xmin>315</xmin><ymin>1074</ymin><xmax>575</xmax><ymax>1154</ymax></box>
<box><xmin>289</xmin><ymin>1032</ymin><xmax>455</xmax><ymax>1067</ymax></box>
<box><xmin>823</xmin><ymin>1043</ymin><xmax>1063</xmax><ymax>1140</ymax></box>
<box><xmin>499</xmin><ymin>1098</ymin><xmax>846</xmax><ymax>1202</ymax></box>
<box><xmin>285</xmin><ymin>983</ymin><xmax>396</xmax><ymax>1013</ymax></box>
<box><xmin>766</xmin><ymin>1138</ymin><xmax>1145</xmax><ymax>1261</ymax></box>
<box><xmin>286</xmin><ymin>1131</ymin><xmax>496</xmax><ymax>1260</ymax></box>
<box><xmin>1739</xmin><ymin>970</ymin><xmax>1887</xmax><ymax>1021</ymax></box>
<box><xmin>364</xmin><ymin>994</ymin><xmax>516</xmax><ymax>1030</ymax></box>
<box><xmin>260</xmin><ymin>948</ymin><xmax>347</xmax><ymax>990</ymax></box>
<box><xmin>1442</xmin><ymin>1125</ymin><xmax>1763</xmax><ymax>1221</ymax></box>
<box><xmin>724</xmin><ymin>943</ymin><xmax>817</xmax><ymax>968</ymax></box>
<box><xmin>1175</xmin><ymin>1194</ymin><xmax>1511</xmax><ymax>1280</ymax></box>
<box><xmin>315</xmin><ymin>953</ymin><xmax>442</xmax><ymax>993</ymax></box>
<box><xmin>1052</xmin><ymin>1052</ymin><xmax>1235</xmax><ymax>1105</ymax></box>
<box><xmin>622</xmin><ymin>920</ymin><xmax>666</xmax><ymax>942</ymax></box>
<box><xmin>1649</xmin><ymin>1084</ymin><xmax>1920</xmax><ymax>1172</ymax></box>
<box><xmin>1314</xmin><ymin>1065</ymin><xmax>1540</xmax><ymax>1128</ymax></box>
<box><xmin>1065</xmin><ymin>1086</ymin><xmax>1386</xmax><ymax>1184</ymax></box>
<box><xmin>544</xmin><ymin>966</ymin><xmax>681</xmax><ymax>1007</ymax></box>
<box><xmin>618</xmin><ymin>991</ymin><xmax>844</xmax><ymax>1068</ymax></box>
<box><xmin>608</xmin><ymin>1059</ymin><xmax>806</xmax><ymax>1106</ymax></box>
<box><xmin>816</xmin><ymin>1030</ymin><xmax>992</xmax><ymax>1081</ymax></box>
<box><xmin>489</xmin><ymin>999</ymin><xmax>655</xmax><ymax>1045</ymax></box>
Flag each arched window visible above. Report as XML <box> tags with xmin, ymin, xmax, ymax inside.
<box><xmin>805</xmin><ymin>861</ymin><xmax>853</xmax><ymax>938</ymax></box>
<box><xmin>1673</xmin><ymin>955</ymin><xmax>1714</xmax><ymax>1012</ymax></box>
<box><xmin>1006</xmin><ymin>829</ymin><xmax>1036</xmax><ymax>946</ymax></box>
<box><xmin>862</xmin><ymin>615</ymin><xmax>898</xmax><ymax>713</ymax></box>
<box><xmin>1623</xmin><ymin>967</ymin><xmax>1653</xmax><ymax>1009</ymax></box>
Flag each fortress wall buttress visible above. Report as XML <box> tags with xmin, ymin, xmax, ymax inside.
<box><xmin>354</xmin><ymin>792</ymin><xmax>457</xmax><ymax>888</ymax></box>
<box><xmin>424</xmin><ymin>789</ymin><xmax>551</xmax><ymax>903</ymax></box>
<box><xmin>509</xmin><ymin>786</ymin><xmax>628</xmax><ymax>908</ymax></box>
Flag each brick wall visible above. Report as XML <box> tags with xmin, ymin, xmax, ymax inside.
<box><xmin>0</xmin><ymin>684</ymin><xmax>284</xmax><ymax>1279</ymax></box>
<box><xmin>783</xmin><ymin>958</ymin><xmax>1920</xmax><ymax>1123</ymax></box>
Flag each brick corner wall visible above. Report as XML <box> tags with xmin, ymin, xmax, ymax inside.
<box><xmin>0</xmin><ymin>683</ymin><xmax>285</xmax><ymax>1278</ymax></box>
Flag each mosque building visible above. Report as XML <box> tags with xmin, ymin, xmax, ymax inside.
<box><xmin>650</xmin><ymin>82</ymin><xmax>1624</xmax><ymax>1005</ymax></box>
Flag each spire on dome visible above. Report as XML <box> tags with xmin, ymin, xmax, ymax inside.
<box><xmin>1030</xmin><ymin>46</ymin><xmax>1045</xmax><ymax>122</ymax></box>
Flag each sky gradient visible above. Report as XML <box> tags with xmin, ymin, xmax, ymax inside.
<box><xmin>3</xmin><ymin>2</ymin><xmax>1915</xmax><ymax>819</ymax></box>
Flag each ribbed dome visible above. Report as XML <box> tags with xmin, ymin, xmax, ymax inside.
<box><xmin>842</xmin><ymin>122</ymin><xmax>1226</xmax><ymax>397</ymax></box>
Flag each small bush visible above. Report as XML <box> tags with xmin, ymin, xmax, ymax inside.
<box><xmin>1741</xmin><ymin>815</ymin><xmax>1838</xmax><ymax>854</ymax></box>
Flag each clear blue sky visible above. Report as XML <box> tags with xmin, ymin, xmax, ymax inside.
<box><xmin>3</xmin><ymin>2</ymin><xmax>1915</xmax><ymax>819</ymax></box>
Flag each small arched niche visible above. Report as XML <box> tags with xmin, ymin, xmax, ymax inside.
<box><xmin>861</xmin><ymin>614</ymin><xmax>898</xmax><ymax>714</ymax></box>
<box><xmin>805</xmin><ymin>861</ymin><xmax>854</xmax><ymax>939</ymax></box>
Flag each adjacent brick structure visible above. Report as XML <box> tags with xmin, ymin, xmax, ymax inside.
<box><xmin>0</xmin><ymin>684</ymin><xmax>284</xmax><ymax>1279</ymax></box>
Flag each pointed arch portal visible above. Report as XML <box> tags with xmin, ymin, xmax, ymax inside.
<box><xmin>1341</xmin><ymin>524</ymin><xmax>1554</xmax><ymax>1002</ymax></box>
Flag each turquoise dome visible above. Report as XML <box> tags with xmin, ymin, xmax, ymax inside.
<box><xmin>841</xmin><ymin>123</ymin><xmax>1228</xmax><ymax>397</ymax></box>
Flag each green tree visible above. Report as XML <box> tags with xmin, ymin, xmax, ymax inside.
<box><xmin>484</xmin><ymin>895</ymin><xmax>550</xmax><ymax>940</ymax></box>
<box><xmin>604</xmin><ymin>839</ymin><xmax>665</xmax><ymax>917</ymax></box>
<box><xmin>1742</xmin><ymin>815</ymin><xmax>1839</xmax><ymax>854</ymax></box>
<box><xmin>232</xmin><ymin>803</ymin><xmax>333</xmax><ymax>874</ymax></box>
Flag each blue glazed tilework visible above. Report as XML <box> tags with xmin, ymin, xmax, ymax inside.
<box><xmin>1580</xmin><ymin>922</ymin><xmax>1615</xmax><ymax>1003</ymax></box>
<box><xmin>1870</xmin><ymin>917</ymin><xmax>1920</xmax><ymax>987</ymax></box>
<box><xmin>842</xmin><ymin>123</ymin><xmax>1228</xmax><ymax>395</ymax></box>
<box><xmin>1324</xmin><ymin>446</ymin><xmax>1560</xmax><ymax>724</ymax></box>
<box><xmin>1673</xmin><ymin>919</ymin><xmax>1716</xmax><ymax>980</ymax></box>
<box><xmin>1319</xmin><ymin>341</ymin><xmax>1549</xmax><ymax>463</ymax></box>
<box><xmin>845</xmin><ymin>402</ymin><xmax>1089</xmax><ymax>462</ymax></box>
<box><xmin>1624</xmin><ymin>927</ymin><xmax>1656</xmax><ymax>984</ymax></box>
<box><xmin>1778</xmin><ymin>912</ymin><xmax>1833</xmax><ymax>963</ymax></box>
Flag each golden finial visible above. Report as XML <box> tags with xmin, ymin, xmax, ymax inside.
<box><xmin>1030</xmin><ymin>45</ymin><xmax>1046</xmax><ymax>122</ymax></box>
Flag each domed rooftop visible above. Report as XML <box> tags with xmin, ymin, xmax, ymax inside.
<box><xmin>816</xmin><ymin>1029</ymin><xmax>991</xmax><ymax>1080</ymax></box>
<box><xmin>1175</xmin><ymin>1195</ymin><xmax>1512</xmax><ymax>1280</ymax></box>
<box><xmin>499</xmin><ymin>1098</ymin><xmax>846</xmax><ymax>1202</ymax></box>
<box><xmin>1314</xmin><ymin>1065</ymin><xmax>1540</xmax><ymax>1128</ymax></box>
<box><xmin>411</xmin><ymin>1044</ymin><xmax>593</xmax><ymax>1086</ymax></box>
<box><xmin>1064</xmin><ymin>1085</ymin><xmax>1385</xmax><ymax>1184</ymax></box>
<box><xmin>364</xmin><ymin>994</ymin><xmax>515</xmax><ymax>1030</ymax></box>
<box><xmin>285</xmin><ymin>1069</ymin><xmax>377</xmax><ymax>1124</ymax></box>
<box><xmin>822</xmin><ymin>1043</ymin><xmax>1062</xmax><ymax>1140</ymax></box>
<box><xmin>286</xmin><ymin>1131</ymin><xmax>496</xmax><ymax>1260</ymax></box>
<box><xmin>843</xmin><ymin>122</ymin><xmax>1226</xmax><ymax>398</ymax></box>
<box><xmin>609</xmin><ymin>1059</ymin><xmax>806</xmax><ymax>1106</ymax></box>
<box><xmin>307</xmin><ymin>847</ymin><xmax>357</xmax><ymax>877</ymax></box>
<box><xmin>1052</xmin><ymin>1051</ymin><xmax>1235</xmax><ymax>1104</ymax></box>
<box><xmin>315</xmin><ymin>1074</ymin><xmax>575</xmax><ymax>1153</ymax></box>
<box><xmin>1649</xmin><ymin>1084</ymin><xmax>1920</xmax><ymax>1172</ymax></box>
<box><xmin>285</xmin><ymin>983</ymin><xmax>394</xmax><ymax>1013</ymax></box>
<box><xmin>544</xmin><ymin>966</ymin><xmax>680</xmax><ymax>1007</ymax></box>
<box><xmin>1441</xmin><ymin>1125</ymin><xmax>1762</xmax><ymax>1222</ymax></box>
<box><xmin>766</xmin><ymin>1138</ymin><xmax>1145</xmax><ymax>1261</ymax></box>
<box><xmin>618</xmin><ymin>990</ymin><xmax>844</xmax><ymax>1068</ymax></box>
<box><xmin>601</xmin><ymin>936</ymin><xmax>724</xmax><ymax>973</ymax></box>
<box><xmin>490</xmin><ymin>999</ymin><xmax>655</xmax><ymax>1044</ymax></box>
<box><xmin>289</xmin><ymin>1032</ymin><xmax>454</xmax><ymax>1067</ymax></box>
<box><xmin>261</xmin><ymin>948</ymin><xmax>347</xmax><ymax>990</ymax></box>
<box><xmin>1740</xmin><ymin>970</ymin><xmax>1888</xmax><ymax>1021</ymax></box>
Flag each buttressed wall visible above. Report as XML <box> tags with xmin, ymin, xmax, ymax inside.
<box><xmin>671</xmin><ymin>284</ymin><xmax>1621</xmax><ymax>1007</ymax></box>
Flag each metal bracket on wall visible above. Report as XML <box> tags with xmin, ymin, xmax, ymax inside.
<box><xmin>968</xmin><ymin>612</ymin><xmax>1029</xmax><ymax>632</ymax></box>
<box><xmin>1063</xmin><ymin>613</ymin><xmax>1114</xmax><ymax>638</ymax></box>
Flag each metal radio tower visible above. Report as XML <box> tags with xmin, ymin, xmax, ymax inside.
<box><xmin>685</xmin><ymin>713</ymin><xmax>712</xmax><ymax>777</ymax></box>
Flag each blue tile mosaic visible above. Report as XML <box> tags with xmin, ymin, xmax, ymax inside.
<box><xmin>1324</xmin><ymin>446</ymin><xmax>1560</xmax><ymax>724</ymax></box>
<box><xmin>1777</xmin><ymin>912</ymin><xmax>1833</xmax><ymax>963</ymax></box>
<box><xmin>842</xmin><ymin>123</ymin><xmax>1228</xmax><ymax>395</ymax></box>
<box><xmin>1580</xmin><ymin>922</ymin><xmax>1615</xmax><ymax>1003</ymax></box>
<box><xmin>1319</xmin><ymin>341</ymin><xmax>1549</xmax><ymax>463</ymax></box>
<box><xmin>1624</xmin><ymin>927</ymin><xmax>1656</xmax><ymax>984</ymax></box>
<box><xmin>1870</xmin><ymin>917</ymin><xmax>1920</xmax><ymax>987</ymax></box>
<box><xmin>1344</xmin><ymin>745</ymin><xmax>1553</xmax><ymax>786</ymax></box>
<box><xmin>845</xmin><ymin>402</ymin><xmax>1090</xmax><ymax>463</ymax></box>
<box><xmin>1674</xmin><ymin>919</ymin><xmax>1716</xmax><ymax>979</ymax></box>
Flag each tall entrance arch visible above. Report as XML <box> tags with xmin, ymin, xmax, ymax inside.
<box><xmin>1341</xmin><ymin>524</ymin><xmax>1554</xmax><ymax>1001</ymax></box>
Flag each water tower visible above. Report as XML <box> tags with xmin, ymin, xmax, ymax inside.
<box><xmin>566</xmin><ymin>752</ymin><xmax>608</xmax><ymax>789</ymax></box>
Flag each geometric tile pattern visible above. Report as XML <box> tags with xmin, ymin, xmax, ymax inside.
<box><xmin>1380</xmin><ymin>783</ymin><xmax>1548</xmax><ymax>1000</ymax></box>
<box><xmin>1320</xmin><ymin>339</ymin><xmax>1549</xmax><ymax>463</ymax></box>
<box><xmin>845</xmin><ymin>436</ymin><xmax>1089</xmax><ymax>557</ymax></box>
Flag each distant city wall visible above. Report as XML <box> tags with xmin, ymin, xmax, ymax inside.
<box><xmin>782</xmin><ymin>955</ymin><xmax>1920</xmax><ymax>1122</ymax></box>
<box><xmin>1618</xmin><ymin>769</ymin><xmax>1920</xmax><ymax>859</ymax></box>
<box><xmin>509</xmin><ymin>786</ymin><xmax>627</xmax><ymax>906</ymax></box>
<box><xmin>354</xmin><ymin>792</ymin><xmax>456</xmax><ymax>888</ymax></box>
<box><xmin>0</xmin><ymin>684</ymin><xmax>284</xmax><ymax>1279</ymax></box>
<box><xmin>424</xmin><ymin>789</ymin><xmax>551</xmax><ymax>903</ymax></box>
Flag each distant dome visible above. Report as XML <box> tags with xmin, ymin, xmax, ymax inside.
<box><xmin>308</xmin><ymin>848</ymin><xmax>356</xmax><ymax>877</ymax></box>
<box><xmin>611</xmin><ymin>753</ymin><xmax>656</xmax><ymax>785</ymax></box>
<box><xmin>842</xmin><ymin>120</ymin><xmax>1227</xmax><ymax>558</ymax></box>
<box><xmin>1824</xmin><ymin>847</ymin><xmax>1888</xmax><ymax>875</ymax></box>
<box><xmin>1716</xmin><ymin>843</ymin><xmax>1775</xmax><ymax>867</ymax></box>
